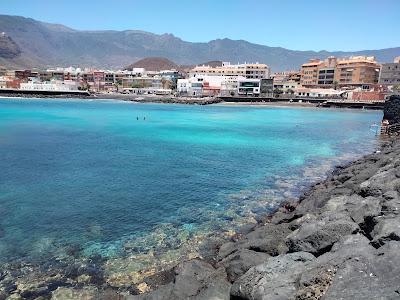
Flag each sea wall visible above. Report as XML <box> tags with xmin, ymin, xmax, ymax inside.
<box><xmin>131</xmin><ymin>138</ymin><xmax>400</xmax><ymax>300</ymax></box>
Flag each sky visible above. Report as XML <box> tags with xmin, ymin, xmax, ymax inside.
<box><xmin>1</xmin><ymin>0</ymin><xmax>399</xmax><ymax>51</ymax></box>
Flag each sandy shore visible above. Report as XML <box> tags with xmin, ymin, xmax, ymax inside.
<box><xmin>217</xmin><ymin>101</ymin><xmax>319</xmax><ymax>108</ymax></box>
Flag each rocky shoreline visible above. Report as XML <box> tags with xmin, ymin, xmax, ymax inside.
<box><xmin>129</xmin><ymin>137</ymin><xmax>400</xmax><ymax>300</ymax></box>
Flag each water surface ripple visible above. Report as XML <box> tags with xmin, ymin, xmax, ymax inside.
<box><xmin>0</xmin><ymin>98</ymin><xmax>382</xmax><ymax>285</ymax></box>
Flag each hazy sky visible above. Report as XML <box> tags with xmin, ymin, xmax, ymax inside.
<box><xmin>1</xmin><ymin>0</ymin><xmax>399</xmax><ymax>51</ymax></box>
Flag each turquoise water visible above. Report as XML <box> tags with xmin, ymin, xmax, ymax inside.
<box><xmin>0</xmin><ymin>98</ymin><xmax>381</xmax><ymax>278</ymax></box>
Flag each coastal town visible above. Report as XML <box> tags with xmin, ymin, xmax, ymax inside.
<box><xmin>1</xmin><ymin>0</ymin><xmax>400</xmax><ymax>298</ymax></box>
<box><xmin>0</xmin><ymin>54</ymin><xmax>399</xmax><ymax>106</ymax></box>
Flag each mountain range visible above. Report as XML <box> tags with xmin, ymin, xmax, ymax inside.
<box><xmin>0</xmin><ymin>15</ymin><xmax>399</xmax><ymax>72</ymax></box>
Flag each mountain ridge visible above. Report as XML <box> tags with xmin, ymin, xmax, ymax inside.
<box><xmin>0</xmin><ymin>15</ymin><xmax>399</xmax><ymax>71</ymax></box>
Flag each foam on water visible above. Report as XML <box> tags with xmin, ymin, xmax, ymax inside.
<box><xmin>0</xmin><ymin>98</ymin><xmax>382</xmax><ymax>284</ymax></box>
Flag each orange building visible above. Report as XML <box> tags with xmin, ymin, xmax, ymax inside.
<box><xmin>300</xmin><ymin>59</ymin><xmax>320</xmax><ymax>87</ymax></box>
<box><xmin>335</xmin><ymin>56</ymin><xmax>380</xmax><ymax>88</ymax></box>
<box><xmin>300</xmin><ymin>56</ymin><xmax>380</xmax><ymax>89</ymax></box>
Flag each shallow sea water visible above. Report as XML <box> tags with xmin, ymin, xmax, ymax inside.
<box><xmin>0</xmin><ymin>98</ymin><xmax>382</xmax><ymax>284</ymax></box>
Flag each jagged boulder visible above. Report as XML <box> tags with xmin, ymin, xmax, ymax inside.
<box><xmin>216</xmin><ymin>249</ymin><xmax>270</xmax><ymax>282</ymax></box>
<box><xmin>286</xmin><ymin>213</ymin><xmax>359</xmax><ymax>256</ymax></box>
<box><xmin>230</xmin><ymin>252</ymin><xmax>315</xmax><ymax>300</ymax></box>
<box><xmin>323</xmin><ymin>241</ymin><xmax>400</xmax><ymax>299</ymax></box>
<box><xmin>217</xmin><ymin>223</ymin><xmax>291</xmax><ymax>260</ymax></box>
<box><xmin>129</xmin><ymin>260</ymin><xmax>231</xmax><ymax>300</ymax></box>
<box><xmin>383</xmin><ymin>95</ymin><xmax>400</xmax><ymax>125</ymax></box>
<box><xmin>371</xmin><ymin>216</ymin><xmax>400</xmax><ymax>247</ymax></box>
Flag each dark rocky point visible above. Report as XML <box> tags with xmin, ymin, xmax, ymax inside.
<box><xmin>383</xmin><ymin>95</ymin><xmax>400</xmax><ymax>125</ymax></box>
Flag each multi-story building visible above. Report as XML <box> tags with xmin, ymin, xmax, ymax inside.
<box><xmin>14</xmin><ymin>70</ymin><xmax>37</xmax><ymax>81</ymax></box>
<box><xmin>301</xmin><ymin>56</ymin><xmax>380</xmax><ymax>89</ymax></box>
<box><xmin>273</xmin><ymin>81</ymin><xmax>299</xmax><ymax>94</ymax></box>
<box><xmin>288</xmin><ymin>71</ymin><xmax>301</xmax><ymax>83</ymax></box>
<box><xmin>0</xmin><ymin>76</ymin><xmax>7</xmax><ymax>88</ymax></box>
<box><xmin>190</xmin><ymin>62</ymin><xmax>270</xmax><ymax>79</ymax></box>
<box><xmin>177</xmin><ymin>77</ymin><xmax>203</xmax><ymax>96</ymax></box>
<box><xmin>237</xmin><ymin>79</ymin><xmax>261</xmax><ymax>96</ymax></box>
<box><xmin>334</xmin><ymin>56</ymin><xmax>380</xmax><ymax>89</ymax></box>
<box><xmin>177</xmin><ymin>75</ymin><xmax>226</xmax><ymax>97</ymax></box>
<box><xmin>19</xmin><ymin>80</ymin><xmax>79</xmax><ymax>92</ymax></box>
<box><xmin>300</xmin><ymin>59</ymin><xmax>321</xmax><ymax>87</ymax></box>
<box><xmin>300</xmin><ymin>57</ymin><xmax>337</xmax><ymax>88</ymax></box>
<box><xmin>379</xmin><ymin>57</ymin><xmax>400</xmax><ymax>86</ymax></box>
<box><xmin>271</xmin><ymin>71</ymin><xmax>300</xmax><ymax>93</ymax></box>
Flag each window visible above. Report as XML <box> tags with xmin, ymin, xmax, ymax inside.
<box><xmin>239</xmin><ymin>82</ymin><xmax>259</xmax><ymax>88</ymax></box>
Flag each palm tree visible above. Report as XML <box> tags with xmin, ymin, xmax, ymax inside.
<box><xmin>333</xmin><ymin>80</ymin><xmax>339</xmax><ymax>90</ymax></box>
<box><xmin>273</xmin><ymin>88</ymin><xmax>283</xmax><ymax>98</ymax></box>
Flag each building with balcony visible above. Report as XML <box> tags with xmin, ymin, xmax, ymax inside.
<box><xmin>301</xmin><ymin>57</ymin><xmax>337</xmax><ymax>88</ymax></box>
<box><xmin>301</xmin><ymin>56</ymin><xmax>380</xmax><ymax>89</ymax></box>
<box><xmin>300</xmin><ymin>59</ymin><xmax>321</xmax><ymax>87</ymax></box>
<box><xmin>190</xmin><ymin>62</ymin><xmax>270</xmax><ymax>80</ymax></box>
<box><xmin>334</xmin><ymin>56</ymin><xmax>380</xmax><ymax>89</ymax></box>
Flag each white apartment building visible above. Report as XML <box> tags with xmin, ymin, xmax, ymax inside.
<box><xmin>237</xmin><ymin>78</ymin><xmax>261</xmax><ymax>96</ymax></box>
<box><xmin>20</xmin><ymin>80</ymin><xmax>79</xmax><ymax>92</ymax></box>
<box><xmin>273</xmin><ymin>81</ymin><xmax>299</xmax><ymax>93</ymax></box>
<box><xmin>0</xmin><ymin>76</ymin><xmax>7</xmax><ymax>89</ymax></box>
<box><xmin>190</xmin><ymin>62</ymin><xmax>270</xmax><ymax>79</ymax></box>
<box><xmin>177</xmin><ymin>77</ymin><xmax>205</xmax><ymax>97</ymax></box>
<box><xmin>177</xmin><ymin>75</ymin><xmax>228</xmax><ymax>97</ymax></box>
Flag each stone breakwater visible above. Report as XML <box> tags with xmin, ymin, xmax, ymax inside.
<box><xmin>130</xmin><ymin>139</ymin><xmax>400</xmax><ymax>300</ymax></box>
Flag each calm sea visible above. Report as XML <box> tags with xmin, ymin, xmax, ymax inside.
<box><xmin>0</xmin><ymin>98</ymin><xmax>382</xmax><ymax>279</ymax></box>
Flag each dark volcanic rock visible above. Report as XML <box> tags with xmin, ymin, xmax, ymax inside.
<box><xmin>286</xmin><ymin>213</ymin><xmax>359</xmax><ymax>256</ymax></box>
<box><xmin>131</xmin><ymin>259</ymin><xmax>231</xmax><ymax>300</ymax></box>
<box><xmin>383</xmin><ymin>95</ymin><xmax>400</xmax><ymax>125</ymax></box>
<box><xmin>217</xmin><ymin>223</ymin><xmax>291</xmax><ymax>260</ymax></box>
<box><xmin>230</xmin><ymin>252</ymin><xmax>315</xmax><ymax>300</ymax></box>
<box><xmin>371</xmin><ymin>216</ymin><xmax>400</xmax><ymax>247</ymax></box>
<box><xmin>324</xmin><ymin>194</ymin><xmax>381</xmax><ymax>224</ymax></box>
<box><xmin>323</xmin><ymin>241</ymin><xmax>400</xmax><ymax>299</ymax></box>
<box><xmin>382</xmin><ymin>191</ymin><xmax>400</xmax><ymax>216</ymax></box>
<box><xmin>216</xmin><ymin>249</ymin><xmax>270</xmax><ymax>282</ymax></box>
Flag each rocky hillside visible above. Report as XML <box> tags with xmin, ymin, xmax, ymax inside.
<box><xmin>0</xmin><ymin>33</ymin><xmax>21</xmax><ymax>59</ymax></box>
<box><xmin>0</xmin><ymin>15</ymin><xmax>399</xmax><ymax>71</ymax></box>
